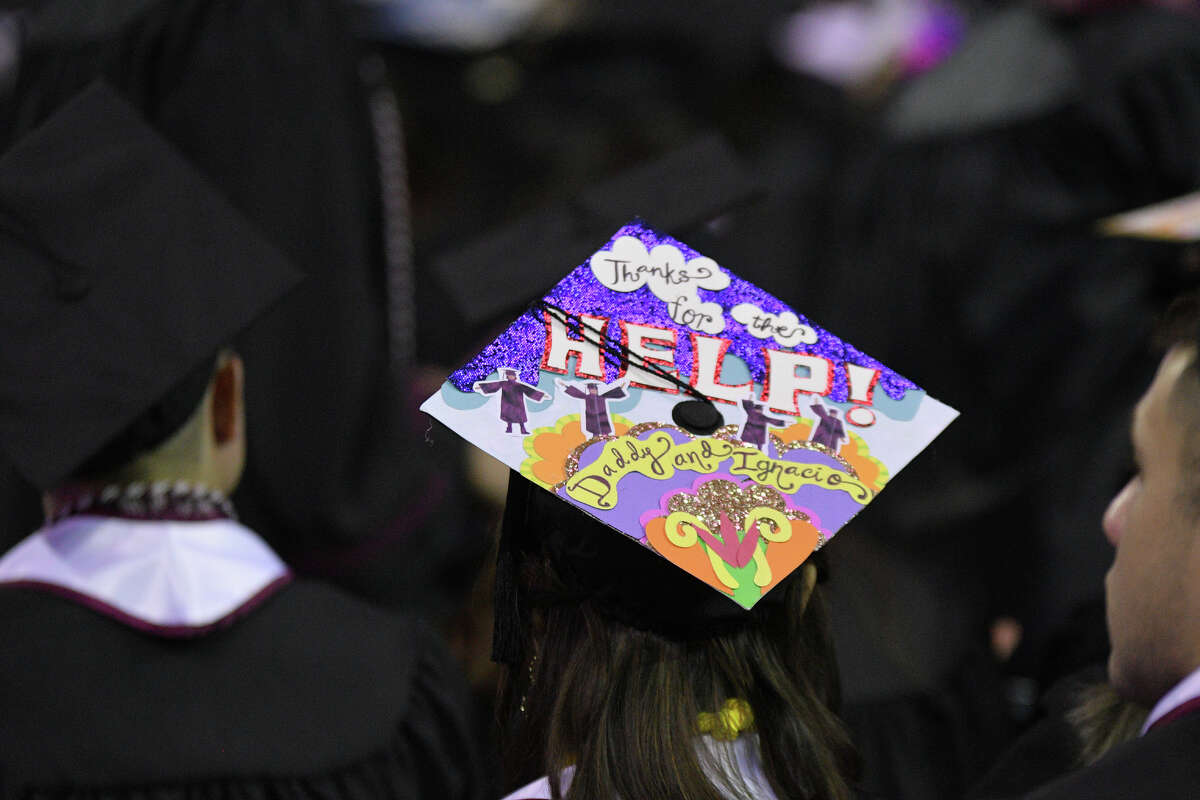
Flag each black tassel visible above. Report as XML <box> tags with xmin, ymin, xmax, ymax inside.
<box><xmin>491</xmin><ymin>473</ymin><xmax>529</xmax><ymax>664</ymax></box>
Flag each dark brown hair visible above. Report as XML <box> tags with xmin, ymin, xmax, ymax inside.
<box><xmin>1153</xmin><ymin>291</ymin><xmax>1200</xmax><ymax>355</ymax></box>
<box><xmin>497</xmin><ymin>554</ymin><xmax>858</xmax><ymax>800</ymax></box>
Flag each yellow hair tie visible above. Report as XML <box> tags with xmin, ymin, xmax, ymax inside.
<box><xmin>697</xmin><ymin>698</ymin><xmax>755</xmax><ymax>741</ymax></box>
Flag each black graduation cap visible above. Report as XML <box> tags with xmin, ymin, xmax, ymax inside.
<box><xmin>431</xmin><ymin>133</ymin><xmax>761</xmax><ymax>333</ymax></box>
<box><xmin>1098</xmin><ymin>192</ymin><xmax>1200</xmax><ymax>243</ymax></box>
<box><xmin>420</xmin><ymin>219</ymin><xmax>960</xmax><ymax>661</ymax></box>
<box><xmin>884</xmin><ymin>6</ymin><xmax>1078</xmax><ymax>140</ymax></box>
<box><xmin>0</xmin><ymin>82</ymin><xmax>302</xmax><ymax>490</ymax></box>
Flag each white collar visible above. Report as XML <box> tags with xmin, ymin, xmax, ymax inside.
<box><xmin>1142</xmin><ymin>664</ymin><xmax>1200</xmax><ymax>734</ymax></box>
<box><xmin>0</xmin><ymin>515</ymin><xmax>290</xmax><ymax>636</ymax></box>
<box><xmin>498</xmin><ymin>735</ymin><xmax>777</xmax><ymax>800</ymax></box>
<box><xmin>499</xmin><ymin>771</ymin><xmax>568</xmax><ymax>800</ymax></box>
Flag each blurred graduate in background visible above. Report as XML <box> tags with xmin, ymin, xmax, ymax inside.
<box><xmin>0</xmin><ymin>0</ymin><xmax>484</xmax><ymax>622</ymax></box>
<box><xmin>0</xmin><ymin>83</ymin><xmax>484</xmax><ymax>799</ymax></box>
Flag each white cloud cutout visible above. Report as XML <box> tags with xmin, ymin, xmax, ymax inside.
<box><xmin>731</xmin><ymin>303</ymin><xmax>817</xmax><ymax>347</ymax></box>
<box><xmin>590</xmin><ymin>236</ymin><xmax>730</xmax><ymax>333</ymax></box>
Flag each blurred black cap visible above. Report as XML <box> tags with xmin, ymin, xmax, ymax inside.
<box><xmin>432</xmin><ymin>133</ymin><xmax>761</xmax><ymax>333</ymax></box>
<box><xmin>0</xmin><ymin>82</ymin><xmax>301</xmax><ymax>490</ymax></box>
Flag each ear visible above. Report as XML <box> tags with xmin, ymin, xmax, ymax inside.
<box><xmin>210</xmin><ymin>353</ymin><xmax>244</xmax><ymax>445</ymax></box>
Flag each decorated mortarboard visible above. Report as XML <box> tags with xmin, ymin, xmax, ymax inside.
<box><xmin>0</xmin><ymin>82</ymin><xmax>302</xmax><ymax>490</ymax></box>
<box><xmin>421</xmin><ymin>221</ymin><xmax>957</xmax><ymax>611</ymax></box>
<box><xmin>1098</xmin><ymin>191</ymin><xmax>1200</xmax><ymax>242</ymax></box>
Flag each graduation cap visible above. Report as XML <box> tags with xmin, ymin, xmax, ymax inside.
<box><xmin>884</xmin><ymin>5</ymin><xmax>1079</xmax><ymax>140</ymax></box>
<box><xmin>1098</xmin><ymin>191</ymin><xmax>1200</xmax><ymax>242</ymax></box>
<box><xmin>0</xmin><ymin>82</ymin><xmax>301</xmax><ymax>491</ymax></box>
<box><xmin>430</xmin><ymin>133</ymin><xmax>761</xmax><ymax>334</ymax></box>
<box><xmin>420</xmin><ymin>221</ymin><xmax>957</xmax><ymax>657</ymax></box>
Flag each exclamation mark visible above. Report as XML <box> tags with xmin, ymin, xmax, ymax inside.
<box><xmin>844</xmin><ymin>363</ymin><xmax>879</xmax><ymax>427</ymax></box>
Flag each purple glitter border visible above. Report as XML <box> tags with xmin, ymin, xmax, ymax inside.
<box><xmin>449</xmin><ymin>221</ymin><xmax>919</xmax><ymax>403</ymax></box>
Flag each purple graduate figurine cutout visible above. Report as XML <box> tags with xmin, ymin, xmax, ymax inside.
<box><xmin>473</xmin><ymin>368</ymin><xmax>547</xmax><ymax>435</ymax></box>
<box><xmin>558</xmin><ymin>380</ymin><xmax>627</xmax><ymax>438</ymax></box>
<box><xmin>809</xmin><ymin>398</ymin><xmax>847</xmax><ymax>451</ymax></box>
<box><xmin>739</xmin><ymin>399</ymin><xmax>785</xmax><ymax>450</ymax></box>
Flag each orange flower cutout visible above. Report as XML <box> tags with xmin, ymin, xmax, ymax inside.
<box><xmin>520</xmin><ymin>414</ymin><xmax>631</xmax><ymax>488</ymax></box>
<box><xmin>771</xmin><ymin>419</ymin><xmax>814</xmax><ymax>446</ymax></box>
<box><xmin>755</xmin><ymin>517</ymin><xmax>822</xmax><ymax>596</ymax></box>
<box><xmin>838</xmin><ymin>433</ymin><xmax>889</xmax><ymax>491</ymax></box>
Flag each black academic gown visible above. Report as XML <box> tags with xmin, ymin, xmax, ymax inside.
<box><xmin>812</xmin><ymin>12</ymin><xmax>1200</xmax><ymax>795</ymax></box>
<box><xmin>0</xmin><ymin>579</ymin><xmax>485</xmax><ymax>800</ymax></box>
<box><xmin>1018</xmin><ymin>712</ymin><xmax>1200</xmax><ymax>800</ymax></box>
<box><xmin>0</xmin><ymin>0</ymin><xmax>477</xmax><ymax>613</ymax></box>
<box><xmin>821</xmin><ymin>2</ymin><xmax>1200</xmax><ymax>663</ymax></box>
